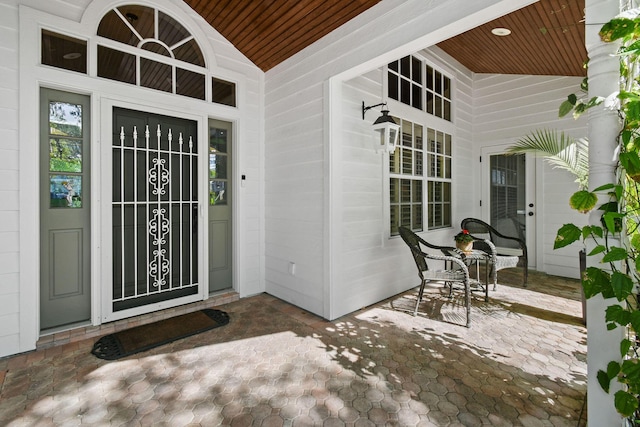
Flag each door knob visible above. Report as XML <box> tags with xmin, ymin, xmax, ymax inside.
<box><xmin>528</xmin><ymin>212</ymin><xmax>534</xmax><ymax>216</ymax></box>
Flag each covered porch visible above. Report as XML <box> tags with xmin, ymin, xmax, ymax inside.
<box><xmin>0</xmin><ymin>270</ymin><xmax>586</xmax><ymax>426</ymax></box>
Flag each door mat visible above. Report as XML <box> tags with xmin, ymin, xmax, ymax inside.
<box><xmin>91</xmin><ymin>309</ymin><xmax>230</xmax><ymax>360</ymax></box>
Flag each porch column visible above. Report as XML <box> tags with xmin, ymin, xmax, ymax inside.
<box><xmin>585</xmin><ymin>0</ymin><xmax>624</xmax><ymax>425</ymax></box>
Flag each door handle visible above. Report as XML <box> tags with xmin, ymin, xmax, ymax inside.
<box><xmin>528</xmin><ymin>212</ymin><xmax>534</xmax><ymax>216</ymax></box>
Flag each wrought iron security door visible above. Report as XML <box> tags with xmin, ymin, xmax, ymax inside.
<box><xmin>112</xmin><ymin>108</ymin><xmax>198</xmax><ymax>312</ymax></box>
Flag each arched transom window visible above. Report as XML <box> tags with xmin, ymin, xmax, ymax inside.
<box><xmin>40</xmin><ymin>4</ymin><xmax>236</xmax><ymax>106</ymax></box>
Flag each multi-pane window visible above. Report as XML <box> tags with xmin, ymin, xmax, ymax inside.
<box><xmin>40</xmin><ymin>5</ymin><xmax>237</xmax><ymax>107</ymax></box>
<box><xmin>388</xmin><ymin>56</ymin><xmax>452</xmax><ymax>121</ymax></box>
<box><xmin>389</xmin><ymin>121</ymin><xmax>452</xmax><ymax>235</ymax></box>
<box><xmin>426</xmin><ymin>129</ymin><xmax>452</xmax><ymax>229</ymax></box>
<box><xmin>390</xmin><ymin>120</ymin><xmax>424</xmax><ymax>235</ymax></box>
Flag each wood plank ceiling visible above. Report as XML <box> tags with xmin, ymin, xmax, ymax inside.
<box><xmin>183</xmin><ymin>0</ymin><xmax>586</xmax><ymax>77</ymax></box>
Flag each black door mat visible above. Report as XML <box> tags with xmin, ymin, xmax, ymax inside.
<box><xmin>91</xmin><ymin>309</ymin><xmax>230</xmax><ymax>360</ymax></box>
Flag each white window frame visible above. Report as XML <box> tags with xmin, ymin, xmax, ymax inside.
<box><xmin>384</xmin><ymin>57</ymin><xmax>455</xmax><ymax>237</ymax></box>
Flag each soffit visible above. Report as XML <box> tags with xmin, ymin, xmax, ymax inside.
<box><xmin>183</xmin><ymin>0</ymin><xmax>586</xmax><ymax>76</ymax></box>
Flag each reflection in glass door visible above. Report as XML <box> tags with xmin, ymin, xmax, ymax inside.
<box><xmin>489</xmin><ymin>153</ymin><xmax>527</xmax><ymax>242</ymax></box>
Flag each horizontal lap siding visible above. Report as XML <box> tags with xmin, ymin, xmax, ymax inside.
<box><xmin>0</xmin><ymin>0</ymin><xmax>20</xmax><ymax>357</ymax></box>
<box><xmin>473</xmin><ymin>74</ymin><xmax>588</xmax><ymax>279</ymax></box>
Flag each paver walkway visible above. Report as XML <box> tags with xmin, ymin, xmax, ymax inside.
<box><xmin>0</xmin><ymin>270</ymin><xmax>587</xmax><ymax>426</ymax></box>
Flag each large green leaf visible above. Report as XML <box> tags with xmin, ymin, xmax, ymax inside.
<box><xmin>603</xmin><ymin>247</ymin><xmax>630</xmax><ymax>263</ymax></box>
<box><xmin>598</xmin><ymin>369</ymin><xmax>612</xmax><ymax>393</ymax></box>
<box><xmin>606</xmin><ymin>304</ymin><xmax>631</xmax><ymax>324</ymax></box>
<box><xmin>569</xmin><ymin>190</ymin><xmax>598</xmax><ymax>213</ymax></box>
<box><xmin>582</xmin><ymin>267</ymin><xmax>613</xmax><ymax>299</ymax></box>
<box><xmin>554</xmin><ymin>223</ymin><xmax>582</xmax><ymax>249</ymax></box>
<box><xmin>614</xmin><ymin>390</ymin><xmax>639</xmax><ymax>417</ymax></box>
<box><xmin>507</xmin><ymin>129</ymin><xmax>589</xmax><ymax>190</ymax></box>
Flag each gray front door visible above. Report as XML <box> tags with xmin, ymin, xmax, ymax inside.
<box><xmin>40</xmin><ymin>88</ymin><xmax>91</xmax><ymax>330</ymax></box>
<box><xmin>208</xmin><ymin>119</ymin><xmax>232</xmax><ymax>293</ymax></box>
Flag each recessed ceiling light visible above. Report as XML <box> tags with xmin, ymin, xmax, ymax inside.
<box><xmin>62</xmin><ymin>52</ymin><xmax>82</xmax><ymax>60</ymax></box>
<box><xmin>491</xmin><ymin>27</ymin><xmax>512</xmax><ymax>36</ymax></box>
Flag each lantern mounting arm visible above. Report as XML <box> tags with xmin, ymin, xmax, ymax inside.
<box><xmin>362</xmin><ymin>101</ymin><xmax>387</xmax><ymax>120</ymax></box>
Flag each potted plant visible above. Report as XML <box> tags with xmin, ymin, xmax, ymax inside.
<box><xmin>454</xmin><ymin>229</ymin><xmax>474</xmax><ymax>253</ymax></box>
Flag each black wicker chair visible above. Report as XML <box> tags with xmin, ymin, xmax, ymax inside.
<box><xmin>398</xmin><ymin>226</ymin><xmax>471</xmax><ymax>327</ymax></box>
<box><xmin>461</xmin><ymin>218</ymin><xmax>528</xmax><ymax>287</ymax></box>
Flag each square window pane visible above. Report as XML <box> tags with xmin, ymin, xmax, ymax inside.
<box><xmin>412</xmin><ymin>83</ymin><xmax>422</xmax><ymax>110</ymax></box>
<box><xmin>390</xmin><ymin>205</ymin><xmax>399</xmax><ymax>234</ymax></box>
<box><xmin>435</xmin><ymin>95</ymin><xmax>443</xmax><ymax>118</ymax></box>
<box><xmin>412</xmin><ymin>180</ymin><xmax>422</xmax><ymax>203</ymax></box>
<box><xmin>177</xmin><ymin>68</ymin><xmax>205</xmax><ymax>100</ymax></box>
<box><xmin>402</xmin><ymin>149</ymin><xmax>413</xmax><ymax>175</ymax></box>
<box><xmin>444</xmin><ymin>100</ymin><xmax>451</xmax><ymax>121</ymax></box>
<box><xmin>412</xmin><ymin>56</ymin><xmax>422</xmax><ymax>84</ymax></box>
<box><xmin>209</xmin><ymin>153</ymin><xmax>227</xmax><ymax>179</ymax></box>
<box><xmin>98</xmin><ymin>45</ymin><xmax>136</xmax><ymax>84</ymax></box>
<box><xmin>414</xmin><ymin>125</ymin><xmax>423</xmax><ymax>150</ymax></box>
<box><xmin>426</xmin><ymin>66</ymin><xmax>434</xmax><ymax>90</ymax></box>
<box><xmin>443</xmin><ymin>76</ymin><xmax>451</xmax><ymax>99</ymax></box>
<box><xmin>390</xmin><ymin>150</ymin><xmax>400</xmax><ymax>174</ymax></box>
<box><xmin>402</xmin><ymin>121</ymin><xmax>412</xmax><ymax>146</ymax></box>
<box><xmin>445</xmin><ymin>134</ymin><xmax>452</xmax><ymax>155</ymax></box>
<box><xmin>412</xmin><ymin>204</ymin><xmax>423</xmax><ymax>230</ymax></box>
<box><xmin>140</xmin><ymin>58</ymin><xmax>172</xmax><ymax>93</ymax></box>
<box><xmin>390</xmin><ymin>178</ymin><xmax>399</xmax><ymax>203</ymax></box>
<box><xmin>209</xmin><ymin>180</ymin><xmax>227</xmax><ymax>205</ymax></box>
<box><xmin>212</xmin><ymin>78</ymin><xmax>237</xmax><ymax>107</ymax></box>
<box><xmin>49</xmin><ymin>101</ymin><xmax>82</xmax><ymax>137</ymax></box>
<box><xmin>388</xmin><ymin>73</ymin><xmax>398</xmax><ymax>100</ymax></box>
<box><xmin>415</xmin><ymin>151</ymin><xmax>423</xmax><ymax>176</ymax></box>
<box><xmin>400</xmin><ymin>179</ymin><xmax>411</xmax><ymax>203</ymax></box>
<box><xmin>426</xmin><ymin>91</ymin><xmax>433</xmax><ymax>114</ymax></box>
<box><xmin>445</xmin><ymin>157</ymin><xmax>451</xmax><ymax>179</ymax></box>
<box><xmin>50</xmin><ymin>139</ymin><xmax>82</xmax><ymax>172</ymax></box>
<box><xmin>400</xmin><ymin>56</ymin><xmax>411</xmax><ymax>78</ymax></box>
<box><xmin>41</xmin><ymin>30</ymin><xmax>87</xmax><ymax>74</ymax></box>
<box><xmin>435</xmin><ymin>71</ymin><xmax>442</xmax><ymax>94</ymax></box>
<box><xmin>50</xmin><ymin>174</ymin><xmax>82</xmax><ymax>208</ymax></box>
<box><xmin>400</xmin><ymin>79</ymin><xmax>411</xmax><ymax>104</ymax></box>
<box><xmin>400</xmin><ymin>205</ymin><xmax>411</xmax><ymax>227</ymax></box>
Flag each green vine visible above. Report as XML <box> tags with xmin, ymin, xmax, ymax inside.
<box><xmin>555</xmin><ymin>8</ymin><xmax>640</xmax><ymax>421</ymax></box>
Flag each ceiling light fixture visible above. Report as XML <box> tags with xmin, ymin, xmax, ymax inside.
<box><xmin>491</xmin><ymin>27</ymin><xmax>512</xmax><ymax>36</ymax></box>
<box><xmin>362</xmin><ymin>101</ymin><xmax>400</xmax><ymax>153</ymax></box>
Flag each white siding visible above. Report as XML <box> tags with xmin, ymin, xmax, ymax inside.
<box><xmin>0</xmin><ymin>0</ymin><xmax>20</xmax><ymax>357</ymax></box>
<box><xmin>263</xmin><ymin>0</ymin><xmax>537</xmax><ymax>320</ymax></box>
<box><xmin>2</xmin><ymin>0</ymin><xmax>263</xmax><ymax>358</ymax></box>
<box><xmin>472</xmin><ymin>74</ymin><xmax>589</xmax><ymax>278</ymax></box>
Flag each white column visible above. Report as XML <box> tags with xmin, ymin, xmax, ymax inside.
<box><xmin>585</xmin><ymin>0</ymin><xmax>625</xmax><ymax>425</ymax></box>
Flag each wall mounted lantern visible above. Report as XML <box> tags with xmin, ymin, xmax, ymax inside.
<box><xmin>362</xmin><ymin>101</ymin><xmax>400</xmax><ymax>153</ymax></box>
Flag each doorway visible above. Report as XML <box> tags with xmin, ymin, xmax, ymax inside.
<box><xmin>40</xmin><ymin>88</ymin><xmax>91</xmax><ymax>330</ymax></box>
<box><xmin>208</xmin><ymin>119</ymin><xmax>233</xmax><ymax>293</ymax></box>
<box><xmin>481</xmin><ymin>148</ymin><xmax>536</xmax><ymax>269</ymax></box>
<box><xmin>109</xmin><ymin>108</ymin><xmax>200</xmax><ymax>315</ymax></box>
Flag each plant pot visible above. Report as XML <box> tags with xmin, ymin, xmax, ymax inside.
<box><xmin>456</xmin><ymin>241</ymin><xmax>473</xmax><ymax>253</ymax></box>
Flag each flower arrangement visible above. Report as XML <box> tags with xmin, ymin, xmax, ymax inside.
<box><xmin>454</xmin><ymin>229</ymin><xmax>474</xmax><ymax>243</ymax></box>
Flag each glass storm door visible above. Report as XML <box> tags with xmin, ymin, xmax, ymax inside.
<box><xmin>208</xmin><ymin>119</ymin><xmax>232</xmax><ymax>293</ymax></box>
<box><xmin>111</xmin><ymin>108</ymin><xmax>199</xmax><ymax>314</ymax></box>
<box><xmin>40</xmin><ymin>88</ymin><xmax>91</xmax><ymax>330</ymax></box>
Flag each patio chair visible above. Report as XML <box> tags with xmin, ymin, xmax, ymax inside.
<box><xmin>398</xmin><ymin>226</ymin><xmax>471</xmax><ymax>327</ymax></box>
<box><xmin>461</xmin><ymin>217</ymin><xmax>528</xmax><ymax>287</ymax></box>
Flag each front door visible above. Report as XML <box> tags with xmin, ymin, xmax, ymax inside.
<box><xmin>208</xmin><ymin>119</ymin><xmax>232</xmax><ymax>293</ymax></box>
<box><xmin>481</xmin><ymin>148</ymin><xmax>536</xmax><ymax>268</ymax></box>
<box><xmin>109</xmin><ymin>108</ymin><xmax>199</xmax><ymax>316</ymax></box>
<box><xmin>40</xmin><ymin>88</ymin><xmax>91</xmax><ymax>330</ymax></box>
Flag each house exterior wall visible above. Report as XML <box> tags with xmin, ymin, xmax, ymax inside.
<box><xmin>1</xmin><ymin>0</ymin><xmax>264</xmax><ymax>358</ymax></box>
<box><xmin>263</xmin><ymin>0</ymin><xmax>540</xmax><ymax>320</ymax></box>
<box><xmin>472</xmin><ymin>74</ymin><xmax>589</xmax><ymax>279</ymax></box>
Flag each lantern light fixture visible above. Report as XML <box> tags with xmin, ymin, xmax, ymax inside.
<box><xmin>362</xmin><ymin>101</ymin><xmax>400</xmax><ymax>153</ymax></box>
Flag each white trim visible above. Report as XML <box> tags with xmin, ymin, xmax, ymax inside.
<box><xmin>18</xmin><ymin>2</ymin><xmax>250</xmax><ymax>351</ymax></box>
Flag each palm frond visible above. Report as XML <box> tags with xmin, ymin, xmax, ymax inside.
<box><xmin>507</xmin><ymin>129</ymin><xmax>589</xmax><ymax>190</ymax></box>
